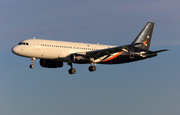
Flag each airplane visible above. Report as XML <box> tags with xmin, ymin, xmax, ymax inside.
<box><xmin>12</xmin><ymin>22</ymin><xmax>169</xmax><ymax>74</ymax></box>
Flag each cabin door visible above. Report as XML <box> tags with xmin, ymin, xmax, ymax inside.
<box><xmin>129</xmin><ymin>48</ymin><xmax>134</xmax><ymax>59</ymax></box>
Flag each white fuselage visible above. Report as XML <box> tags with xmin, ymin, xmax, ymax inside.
<box><xmin>12</xmin><ymin>39</ymin><xmax>116</xmax><ymax>62</ymax></box>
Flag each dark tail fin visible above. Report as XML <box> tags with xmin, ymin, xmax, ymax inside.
<box><xmin>132</xmin><ymin>22</ymin><xmax>154</xmax><ymax>50</ymax></box>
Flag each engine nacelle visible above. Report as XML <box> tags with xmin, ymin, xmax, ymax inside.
<box><xmin>39</xmin><ymin>59</ymin><xmax>63</xmax><ymax>68</ymax></box>
<box><xmin>69</xmin><ymin>54</ymin><xmax>94</xmax><ymax>63</ymax></box>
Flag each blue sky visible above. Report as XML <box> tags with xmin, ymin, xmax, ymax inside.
<box><xmin>0</xmin><ymin>0</ymin><xmax>180</xmax><ymax>115</ymax></box>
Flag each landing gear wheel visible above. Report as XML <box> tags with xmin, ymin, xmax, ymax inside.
<box><xmin>29</xmin><ymin>64</ymin><xmax>34</xmax><ymax>68</ymax></box>
<box><xmin>29</xmin><ymin>57</ymin><xmax>35</xmax><ymax>69</ymax></box>
<box><xmin>89</xmin><ymin>66</ymin><xmax>96</xmax><ymax>72</ymax></box>
<box><xmin>68</xmin><ymin>68</ymin><xmax>76</xmax><ymax>74</ymax></box>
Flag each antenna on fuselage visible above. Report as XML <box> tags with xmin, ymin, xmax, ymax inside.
<box><xmin>33</xmin><ymin>37</ymin><xmax>35</xmax><ymax>39</ymax></box>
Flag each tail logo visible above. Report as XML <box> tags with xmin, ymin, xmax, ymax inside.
<box><xmin>143</xmin><ymin>40</ymin><xmax>147</xmax><ymax>46</ymax></box>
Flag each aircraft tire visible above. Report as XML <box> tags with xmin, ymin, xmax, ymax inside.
<box><xmin>89</xmin><ymin>66</ymin><xmax>96</xmax><ymax>72</ymax></box>
<box><xmin>29</xmin><ymin>64</ymin><xmax>34</xmax><ymax>68</ymax></box>
<box><xmin>69</xmin><ymin>68</ymin><xmax>76</xmax><ymax>74</ymax></box>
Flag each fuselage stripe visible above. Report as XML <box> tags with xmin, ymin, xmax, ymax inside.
<box><xmin>101</xmin><ymin>51</ymin><xmax>124</xmax><ymax>62</ymax></box>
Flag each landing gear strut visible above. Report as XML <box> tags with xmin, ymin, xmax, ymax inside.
<box><xmin>88</xmin><ymin>63</ymin><xmax>96</xmax><ymax>72</ymax></box>
<box><xmin>29</xmin><ymin>57</ymin><xmax>35</xmax><ymax>68</ymax></box>
<box><xmin>68</xmin><ymin>62</ymin><xmax>76</xmax><ymax>74</ymax></box>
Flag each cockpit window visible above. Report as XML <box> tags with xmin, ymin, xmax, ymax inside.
<box><xmin>18</xmin><ymin>42</ymin><xmax>29</xmax><ymax>45</ymax></box>
<box><xmin>18</xmin><ymin>42</ymin><xmax>23</xmax><ymax>45</ymax></box>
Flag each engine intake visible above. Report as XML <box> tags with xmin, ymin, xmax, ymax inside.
<box><xmin>39</xmin><ymin>59</ymin><xmax>63</xmax><ymax>68</ymax></box>
<box><xmin>69</xmin><ymin>54</ymin><xmax>94</xmax><ymax>63</ymax></box>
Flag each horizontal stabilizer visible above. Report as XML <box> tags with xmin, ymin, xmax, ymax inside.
<box><xmin>153</xmin><ymin>49</ymin><xmax>170</xmax><ymax>53</ymax></box>
<box><xmin>140</xmin><ymin>49</ymin><xmax>169</xmax><ymax>58</ymax></box>
<box><xmin>144</xmin><ymin>49</ymin><xmax>169</xmax><ymax>55</ymax></box>
<box><xmin>151</xmin><ymin>49</ymin><xmax>169</xmax><ymax>53</ymax></box>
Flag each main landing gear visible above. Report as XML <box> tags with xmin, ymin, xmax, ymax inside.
<box><xmin>68</xmin><ymin>62</ymin><xmax>96</xmax><ymax>74</ymax></box>
<box><xmin>29</xmin><ymin>57</ymin><xmax>35</xmax><ymax>68</ymax></box>
<box><xmin>68</xmin><ymin>62</ymin><xmax>76</xmax><ymax>74</ymax></box>
<box><xmin>89</xmin><ymin>63</ymin><xmax>96</xmax><ymax>72</ymax></box>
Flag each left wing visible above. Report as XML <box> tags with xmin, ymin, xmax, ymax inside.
<box><xmin>85</xmin><ymin>43</ymin><xmax>142</xmax><ymax>59</ymax></box>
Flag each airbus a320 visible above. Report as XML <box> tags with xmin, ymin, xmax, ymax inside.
<box><xmin>12</xmin><ymin>22</ymin><xmax>169</xmax><ymax>74</ymax></box>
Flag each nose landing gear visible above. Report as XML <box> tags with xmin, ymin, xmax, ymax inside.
<box><xmin>29</xmin><ymin>57</ymin><xmax>35</xmax><ymax>68</ymax></box>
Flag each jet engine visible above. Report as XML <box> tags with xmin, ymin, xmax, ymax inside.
<box><xmin>39</xmin><ymin>59</ymin><xmax>63</xmax><ymax>68</ymax></box>
<box><xmin>69</xmin><ymin>54</ymin><xmax>94</xmax><ymax>63</ymax></box>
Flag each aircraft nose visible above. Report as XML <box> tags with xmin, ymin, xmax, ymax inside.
<box><xmin>11</xmin><ymin>46</ymin><xmax>19</xmax><ymax>55</ymax></box>
<box><xmin>12</xmin><ymin>46</ymin><xmax>16</xmax><ymax>54</ymax></box>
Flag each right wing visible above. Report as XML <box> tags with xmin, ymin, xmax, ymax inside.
<box><xmin>85</xmin><ymin>43</ymin><xmax>142</xmax><ymax>59</ymax></box>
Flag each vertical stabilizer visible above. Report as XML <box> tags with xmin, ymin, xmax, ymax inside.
<box><xmin>132</xmin><ymin>22</ymin><xmax>154</xmax><ymax>50</ymax></box>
